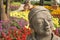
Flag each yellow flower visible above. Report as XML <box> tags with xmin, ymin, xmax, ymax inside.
<box><xmin>52</xmin><ymin>17</ymin><xmax>59</xmax><ymax>27</ymax></box>
<box><xmin>10</xmin><ymin>10</ymin><xmax>30</xmax><ymax>21</ymax></box>
<box><xmin>44</xmin><ymin>6</ymin><xmax>60</xmax><ymax>15</ymax></box>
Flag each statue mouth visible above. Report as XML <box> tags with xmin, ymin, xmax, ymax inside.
<box><xmin>44</xmin><ymin>29</ymin><xmax>50</xmax><ymax>32</ymax></box>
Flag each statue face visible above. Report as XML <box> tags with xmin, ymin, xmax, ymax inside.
<box><xmin>31</xmin><ymin>11</ymin><xmax>54</xmax><ymax>36</ymax></box>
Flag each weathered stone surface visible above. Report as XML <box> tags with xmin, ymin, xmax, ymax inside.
<box><xmin>27</xmin><ymin>6</ymin><xmax>60</xmax><ymax>40</ymax></box>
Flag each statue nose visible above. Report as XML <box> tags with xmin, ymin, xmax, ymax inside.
<box><xmin>44</xmin><ymin>19</ymin><xmax>49</xmax><ymax>26</ymax></box>
<box><xmin>44</xmin><ymin>19</ymin><xmax>50</xmax><ymax>31</ymax></box>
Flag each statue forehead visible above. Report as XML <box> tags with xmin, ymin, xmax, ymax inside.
<box><xmin>32</xmin><ymin>11</ymin><xmax>52</xmax><ymax>20</ymax></box>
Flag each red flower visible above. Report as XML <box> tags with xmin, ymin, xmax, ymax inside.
<box><xmin>5</xmin><ymin>36</ymin><xmax>12</xmax><ymax>40</ymax></box>
<box><xmin>16</xmin><ymin>36</ymin><xmax>21</xmax><ymax>40</ymax></box>
<box><xmin>1</xmin><ymin>32</ymin><xmax>6</xmax><ymax>38</ymax></box>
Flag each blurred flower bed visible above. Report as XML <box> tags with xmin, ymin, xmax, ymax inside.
<box><xmin>10</xmin><ymin>6</ymin><xmax>60</xmax><ymax>28</ymax></box>
<box><xmin>4</xmin><ymin>2</ymin><xmax>21</xmax><ymax>11</ymax></box>
<box><xmin>10</xmin><ymin>6</ymin><xmax>60</xmax><ymax>37</ymax></box>
<box><xmin>52</xmin><ymin>17</ymin><xmax>60</xmax><ymax>29</ymax></box>
<box><xmin>44</xmin><ymin>6</ymin><xmax>60</xmax><ymax>15</ymax></box>
<box><xmin>0</xmin><ymin>18</ymin><xmax>31</xmax><ymax>40</ymax></box>
<box><xmin>10</xmin><ymin>10</ymin><xmax>30</xmax><ymax>21</ymax></box>
<box><xmin>0</xmin><ymin>5</ymin><xmax>60</xmax><ymax>40</ymax></box>
<box><xmin>10</xmin><ymin>2</ymin><xmax>21</xmax><ymax>11</ymax></box>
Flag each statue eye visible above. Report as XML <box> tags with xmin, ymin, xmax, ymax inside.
<box><xmin>37</xmin><ymin>21</ymin><xmax>44</xmax><ymax>25</ymax></box>
<box><xmin>48</xmin><ymin>19</ymin><xmax>52</xmax><ymax>22</ymax></box>
<box><xmin>37</xmin><ymin>22</ymin><xmax>41</xmax><ymax>24</ymax></box>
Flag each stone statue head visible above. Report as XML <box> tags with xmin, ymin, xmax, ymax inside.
<box><xmin>28</xmin><ymin>6</ymin><xmax>54</xmax><ymax>36</ymax></box>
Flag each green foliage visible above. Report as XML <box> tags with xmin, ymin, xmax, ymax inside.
<box><xmin>10</xmin><ymin>0</ymin><xmax>20</xmax><ymax>2</ymax></box>
<box><xmin>3</xmin><ymin>0</ymin><xmax>6</xmax><ymax>4</ymax></box>
<box><xmin>44</xmin><ymin>1</ymin><xmax>51</xmax><ymax>6</ymax></box>
<box><xmin>20</xmin><ymin>0</ymin><xmax>25</xmax><ymax>4</ymax></box>
<box><xmin>11</xmin><ymin>2</ymin><xmax>21</xmax><ymax>6</ymax></box>
<box><xmin>31</xmin><ymin>1</ymin><xmax>39</xmax><ymax>5</ymax></box>
<box><xmin>45</xmin><ymin>0</ymin><xmax>51</xmax><ymax>1</ymax></box>
<box><xmin>31</xmin><ymin>1</ymin><xmax>51</xmax><ymax>5</ymax></box>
